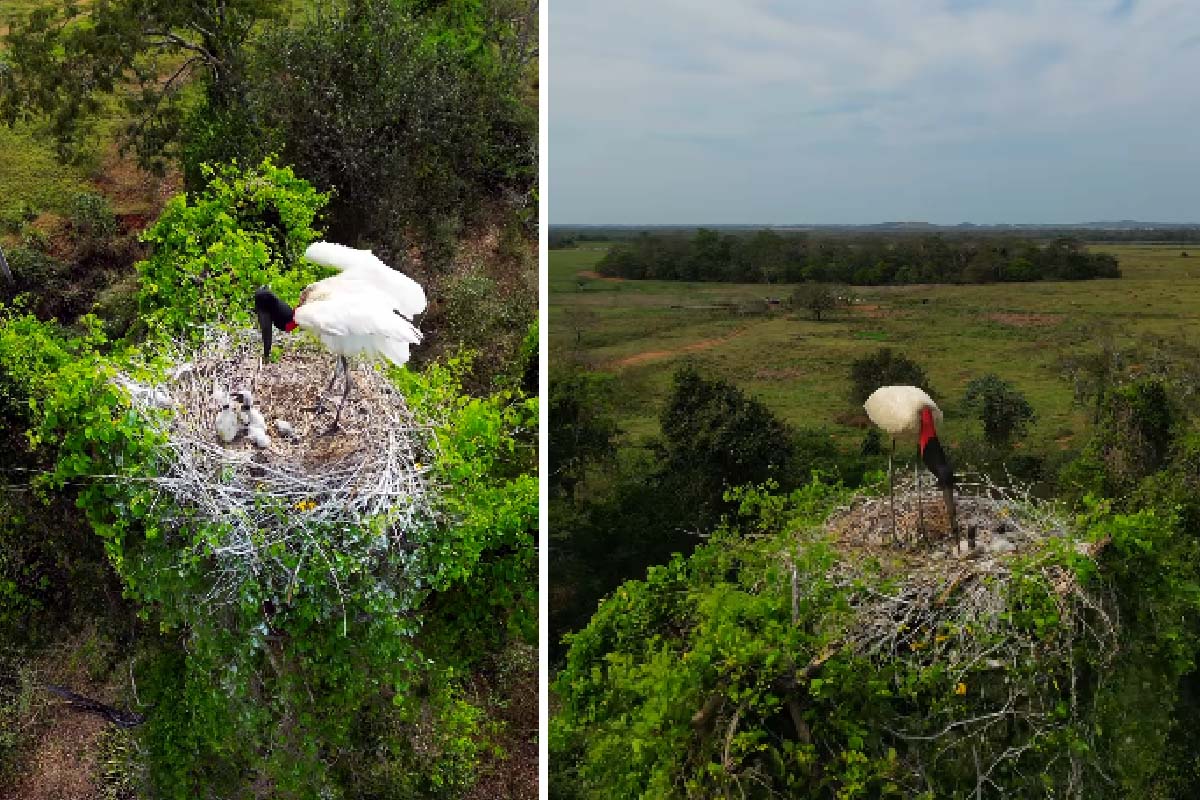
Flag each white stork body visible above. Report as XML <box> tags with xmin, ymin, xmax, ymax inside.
<box><xmin>254</xmin><ymin>242</ymin><xmax>426</xmax><ymax>432</ymax></box>
<box><xmin>863</xmin><ymin>386</ymin><xmax>942</xmax><ymax>437</ymax></box>
<box><xmin>863</xmin><ymin>385</ymin><xmax>956</xmax><ymax>544</ymax></box>
<box><xmin>296</xmin><ymin>241</ymin><xmax>426</xmax><ymax>367</ymax></box>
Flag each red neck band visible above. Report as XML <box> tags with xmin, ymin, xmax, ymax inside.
<box><xmin>919</xmin><ymin>407</ymin><xmax>937</xmax><ymax>452</ymax></box>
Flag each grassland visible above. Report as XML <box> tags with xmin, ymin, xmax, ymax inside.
<box><xmin>550</xmin><ymin>243</ymin><xmax>1200</xmax><ymax>450</ymax></box>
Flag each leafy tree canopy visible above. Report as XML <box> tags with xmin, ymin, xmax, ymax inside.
<box><xmin>848</xmin><ymin>348</ymin><xmax>932</xmax><ymax>406</ymax></box>
<box><xmin>962</xmin><ymin>373</ymin><xmax>1036</xmax><ymax>448</ymax></box>
<box><xmin>0</xmin><ymin>0</ymin><xmax>282</xmax><ymax>168</ymax></box>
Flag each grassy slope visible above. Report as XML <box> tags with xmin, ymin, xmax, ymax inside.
<box><xmin>0</xmin><ymin>124</ymin><xmax>92</xmax><ymax>230</ymax></box>
<box><xmin>550</xmin><ymin>243</ymin><xmax>1196</xmax><ymax>447</ymax></box>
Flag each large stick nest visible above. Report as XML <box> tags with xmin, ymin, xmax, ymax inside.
<box><xmin>799</xmin><ymin>476</ymin><xmax>1119</xmax><ymax>793</ymax></box>
<box><xmin>116</xmin><ymin>327</ymin><xmax>436</xmax><ymax>604</ymax></box>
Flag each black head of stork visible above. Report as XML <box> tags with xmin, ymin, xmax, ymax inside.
<box><xmin>253</xmin><ymin>287</ymin><xmax>297</xmax><ymax>360</ymax></box>
<box><xmin>917</xmin><ymin>406</ymin><xmax>957</xmax><ymax>534</ymax></box>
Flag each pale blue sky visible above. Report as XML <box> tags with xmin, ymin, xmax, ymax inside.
<box><xmin>549</xmin><ymin>0</ymin><xmax>1200</xmax><ymax>224</ymax></box>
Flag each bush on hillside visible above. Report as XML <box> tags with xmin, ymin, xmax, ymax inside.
<box><xmin>848</xmin><ymin>348</ymin><xmax>932</xmax><ymax>405</ymax></box>
<box><xmin>243</xmin><ymin>0</ymin><xmax>536</xmax><ymax>252</ymax></box>
<box><xmin>136</xmin><ymin>157</ymin><xmax>328</xmax><ymax>339</ymax></box>
<box><xmin>962</xmin><ymin>374</ymin><xmax>1036</xmax><ymax>448</ymax></box>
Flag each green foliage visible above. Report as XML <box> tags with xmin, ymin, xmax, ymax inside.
<box><xmin>1</xmin><ymin>0</ymin><xmax>283</xmax><ymax>169</ymax></box>
<box><xmin>0</xmin><ymin>122</ymin><xmax>91</xmax><ymax>231</ymax></box>
<box><xmin>0</xmin><ymin>311</ymin><xmax>124</xmax><ymax>645</ymax></box>
<box><xmin>848</xmin><ymin>348</ymin><xmax>932</xmax><ymax>405</ymax></box>
<box><xmin>549</xmin><ymin>365</ymin><xmax>618</xmax><ymax>499</ymax></box>
<box><xmin>245</xmin><ymin>0</ymin><xmax>536</xmax><ymax>248</ymax></box>
<box><xmin>436</xmin><ymin>261</ymin><xmax>537</xmax><ymax>389</ymax></box>
<box><xmin>1061</xmin><ymin>379</ymin><xmax>1178</xmax><ymax>501</ymax></box>
<box><xmin>661</xmin><ymin>365</ymin><xmax>796</xmax><ymax>518</ymax></box>
<box><xmin>961</xmin><ymin>373</ymin><xmax>1036</xmax><ymax>448</ymax></box>
<box><xmin>395</xmin><ymin>354</ymin><xmax>539</xmax><ymax>658</ymax></box>
<box><xmin>69</xmin><ymin>191</ymin><xmax>119</xmax><ymax>242</ymax></box>
<box><xmin>596</xmin><ymin>230</ymin><xmax>1121</xmax><ymax>285</ymax></box>
<box><xmin>135</xmin><ymin>156</ymin><xmax>328</xmax><ymax>339</ymax></box>
<box><xmin>552</xmin><ymin>483</ymin><xmax>1200</xmax><ymax>799</ymax></box>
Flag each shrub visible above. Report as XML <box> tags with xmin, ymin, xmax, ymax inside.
<box><xmin>136</xmin><ymin>156</ymin><xmax>328</xmax><ymax>339</ymax></box>
<box><xmin>848</xmin><ymin>348</ymin><xmax>931</xmax><ymax>405</ymax></box>
<box><xmin>962</xmin><ymin>373</ymin><xmax>1036</xmax><ymax>448</ymax></box>
<box><xmin>790</xmin><ymin>283</ymin><xmax>845</xmax><ymax>321</ymax></box>
<box><xmin>69</xmin><ymin>191</ymin><xmax>118</xmax><ymax>243</ymax></box>
<box><xmin>245</xmin><ymin>0</ymin><xmax>536</xmax><ymax>249</ymax></box>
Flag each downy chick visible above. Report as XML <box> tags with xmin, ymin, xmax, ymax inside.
<box><xmin>215</xmin><ymin>403</ymin><xmax>240</xmax><ymax>444</ymax></box>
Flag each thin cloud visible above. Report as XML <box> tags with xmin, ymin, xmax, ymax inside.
<box><xmin>550</xmin><ymin>0</ymin><xmax>1200</xmax><ymax>223</ymax></box>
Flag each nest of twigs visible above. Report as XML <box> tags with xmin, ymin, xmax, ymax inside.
<box><xmin>798</xmin><ymin>475</ymin><xmax>1119</xmax><ymax>791</ymax></box>
<box><xmin>827</xmin><ymin>473</ymin><xmax>1073</xmax><ymax>558</ymax></box>
<box><xmin>116</xmin><ymin>326</ymin><xmax>435</xmax><ymax>605</ymax></box>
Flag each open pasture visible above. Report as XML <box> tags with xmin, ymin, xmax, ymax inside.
<box><xmin>551</xmin><ymin>243</ymin><xmax>1200</xmax><ymax>445</ymax></box>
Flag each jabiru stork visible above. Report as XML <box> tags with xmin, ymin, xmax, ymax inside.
<box><xmin>863</xmin><ymin>385</ymin><xmax>957</xmax><ymax>544</ymax></box>
<box><xmin>254</xmin><ymin>242</ymin><xmax>426</xmax><ymax>432</ymax></box>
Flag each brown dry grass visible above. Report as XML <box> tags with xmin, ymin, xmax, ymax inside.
<box><xmin>0</xmin><ymin>629</ymin><xmax>128</xmax><ymax>800</ymax></box>
<box><xmin>986</xmin><ymin>312</ymin><xmax>1064</xmax><ymax>328</ymax></box>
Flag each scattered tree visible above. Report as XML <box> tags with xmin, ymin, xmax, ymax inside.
<box><xmin>791</xmin><ymin>282</ymin><xmax>846</xmax><ymax>321</ymax></box>
<box><xmin>848</xmin><ymin>348</ymin><xmax>931</xmax><ymax>405</ymax></box>
<box><xmin>962</xmin><ymin>374</ymin><xmax>1036</xmax><ymax>448</ymax></box>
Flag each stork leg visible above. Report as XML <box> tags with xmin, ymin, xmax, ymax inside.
<box><xmin>310</xmin><ymin>357</ymin><xmax>344</xmax><ymax>414</ymax></box>
<box><xmin>888</xmin><ymin>437</ymin><xmax>897</xmax><ymax>546</ymax></box>
<box><xmin>324</xmin><ymin>356</ymin><xmax>352</xmax><ymax>434</ymax></box>
<box><xmin>915</xmin><ymin>458</ymin><xmax>924</xmax><ymax>546</ymax></box>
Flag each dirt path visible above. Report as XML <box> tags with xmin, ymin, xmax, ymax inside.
<box><xmin>606</xmin><ymin>329</ymin><xmax>746</xmax><ymax>368</ymax></box>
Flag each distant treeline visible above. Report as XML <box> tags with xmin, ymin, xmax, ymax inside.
<box><xmin>551</xmin><ymin>226</ymin><xmax>1200</xmax><ymax>247</ymax></box>
<box><xmin>590</xmin><ymin>229</ymin><xmax>1121</xmax><ymax>285</ymax></box>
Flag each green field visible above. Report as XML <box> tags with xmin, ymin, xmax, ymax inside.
<box><xmin>550</xmin><ymin>243</ymin><xmax>1200</xmax><ymax>448</ymax></box>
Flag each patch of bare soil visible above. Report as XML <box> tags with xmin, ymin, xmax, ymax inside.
<box><xmin>835</xmin><ymin>410</ymin><xmax>872</xmax><ymax>428</ymax></box>
<box><xmin>606</xmin><ymin>329</ymin><xmax>746</xmax><ymax>369</ymax></box>
<box><xmin>90</xmin><ymin>144</ymin><xmax>181</xmax><ymax>219</ymax></box>
<box><xmin>986</xmin><ymin>312</ymin><xmax>1063</xmax><ymax>328</ymax></box>
<box><xmin>466</xmin><ymin>645</ymin><xmax>538</xmax><ymax>800</ymax></box>
<box><xmin>0</xmin><ymin>634</ymin><xmax>129</xmax><ymax>800</ymax></box>
<box><xmin>1</xmin><ymin>711</ymin><xmax>105</xmax><ymax>800</ymax></box>
<box><xmin>852</xmin><ymin>303</ymin><xmax>896</xmax><ymax>318</ymax></box>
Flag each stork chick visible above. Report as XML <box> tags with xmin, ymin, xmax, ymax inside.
<box><xmin>215</xmin><ymin>403</ymin><xmax>240</xmax><ymax>444</ymax></box>
<box><xmin>247</xmin><ymin>425</ymin><xmax>271</xmax><ymax>449</ymax></box>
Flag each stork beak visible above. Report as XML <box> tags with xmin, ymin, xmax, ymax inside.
<box><xmin>257</xmin><ymin>309</ymin><xmax>274</xmax><ymax>361</ymax></box>
<box><xmin>942</xmin><ymin>486</ymin><xmax>957</xmax><ymax>535</ymax></box>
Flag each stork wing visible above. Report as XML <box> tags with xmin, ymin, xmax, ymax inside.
<box><xmin>297</xmin><ymin>295</ymin><xmax>422</xmax><ymax>342</ymax></box>
<box><xmin>304</xmin><ymin>241</ymin><xmax>426</xmax><ymax>317</ymax></box>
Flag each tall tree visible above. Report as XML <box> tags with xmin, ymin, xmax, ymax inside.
<box><xmin>1</xmin><ymin>0</ymin><xmax>282</xmax><ymax>171</ymax></box>
<box><xmin>245</xmin><ymin>0</ymin><xmax>537</xmax><ymax>250</ymax></box>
